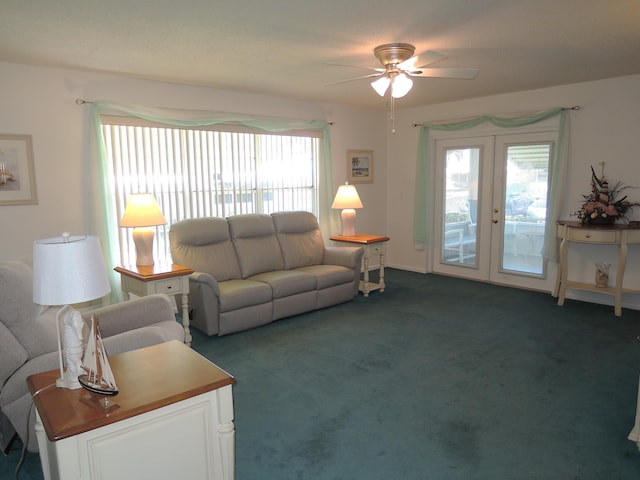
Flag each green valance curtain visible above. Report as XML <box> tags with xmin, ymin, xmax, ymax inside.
<box><xmin>85</xmin><ymin>101</ymin><xmax>335</xmax><ymax>295</ymax></box>
<box><xmin>413</xmin><ymin>107</ymin><xmax>569</xmax><ymax>262</ymax></box>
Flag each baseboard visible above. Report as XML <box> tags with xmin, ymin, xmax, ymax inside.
<box><xmin>563</xmin><ymin>289</ymin><xmax>640</xmax><ymax>312</ymax></box>
<box><xmin>383</xmin><ymin>264</ymin><xmax>640</xmax><ymax>312</ymax></box>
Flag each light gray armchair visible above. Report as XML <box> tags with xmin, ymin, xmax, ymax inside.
<box><xmin>0</xmin><ymin>259</ymin><xmax>185</xmax><ymax>452</ymax></box>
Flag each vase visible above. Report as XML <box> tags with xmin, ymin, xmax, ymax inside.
<box><xmin>595</xmin><ymin>262</ymin><xmax>610</xmax><ymax>287</ymax></box>
<box><xmin>586</xmin><ymin>216</ymin><xmax>616</xmax><ymax>225</ymax></box>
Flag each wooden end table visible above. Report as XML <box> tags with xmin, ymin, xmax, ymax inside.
<box><xmin>330</xmin><ymin>234</ymin><xmax>390</xmax><ymax>297</ymax></box>
<box><xmin>115</xmin><ymin>263</ymin><xmax>194</xmax><ymax>345</ymax></box>
<box><xmin>27</xmin><ymin>341</ymin><xmax>235</xmax><ymax>480</ymax></box>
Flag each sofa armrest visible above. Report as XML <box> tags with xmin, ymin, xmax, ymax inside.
<box><xmin>190</xmin><ymin>271</ymin><xmax>220</xmax><ymax>296</ymax></box>
<box><xmin>323</xmin><ymin>246</ymin><xmax>364</xmax><ymax>270</ymax></box>
<box><xmin>85</xmin><ymin>294</ymin><xmax>176</xmax><ymax>339</ymax></box>
<box><xmin>188</xmin><ymin>272</ymin><xmax>222</xmax><ymax>336</ymax></box>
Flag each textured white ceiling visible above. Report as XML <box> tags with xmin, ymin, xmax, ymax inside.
<box><xmin>2</xmin><ymin>0</ymin><xmax>640</xmax><ymax>109</ymax></box>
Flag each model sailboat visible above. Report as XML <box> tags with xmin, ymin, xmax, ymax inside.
<box><xmin>78</xmin><ymin>315</ymin><xmax>119</xmax><ymax>411</ymax></box>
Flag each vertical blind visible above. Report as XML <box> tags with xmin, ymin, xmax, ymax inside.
<box><xmin>101</xmin><ymin>117</ymin><xmax>320</xmax><ymax>265</ymax></box>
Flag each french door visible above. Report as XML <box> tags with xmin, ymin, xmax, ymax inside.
<box><xmin>433</xmin><ymin>132</ymin><xmax>556</xmax><ymax>291</ymax></box>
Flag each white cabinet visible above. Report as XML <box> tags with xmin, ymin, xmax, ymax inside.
<box><xmin>28</xmin><ymin>341</ymin><xmax>235</xmax><ymax>480</ymax></box>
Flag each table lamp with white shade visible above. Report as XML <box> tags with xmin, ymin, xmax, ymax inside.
<box><xmin>119</xmin><ymin>193</ymin><xmax>167</xmax><ymax>266</ymax></box>
<box><xmin>33</xmin><ymin>233</ymin><xmax>111</xmax><ymax>390</ymax></box>
<box><xmin>331</xmin><ymin>182</ymin><xmax>363</xmax><ymax>236</ymax></box>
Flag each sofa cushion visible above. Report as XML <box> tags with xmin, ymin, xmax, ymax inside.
<box><xmin>170</xmin><ymin>217</ymin><xmax>241</xmax><ymax>281</ymax></box>
<box><xmin>228</xmin><ymin>214</ymin><xmax>285</xmax><ymax>278</ymax></box>
<box><xmin>0</xmin><ymin>259</ymin><xmax>58</xmax><ymax>359</ymax></box>
<box><xmin>272</xmin><ymin>211</ymin><xmax>325</xmax><ymax>269</ymax></box>
<box><xmin>295</xmin><ymin>264</ymin><xmax>355</xmax><ymax>289</ymax></box>
<box><xmin>218</xmin><ymin>279</ymin><xmax>273</xmax><ymax>312</ymax></box>
<box><xmin>249</xmin><ymin>270</ymin><xmax>316</xmax><ymax>299</ymax></box>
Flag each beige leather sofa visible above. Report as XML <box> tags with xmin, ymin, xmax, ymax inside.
<box><xmin>0</xmin><ymin>259</ymin><xmax>185</xmax><ymax>452</ymax></box>
<box><xmin>169</xmin><ymin>211</ymin><xmax>364</xmax><ymax>336</ymax></box>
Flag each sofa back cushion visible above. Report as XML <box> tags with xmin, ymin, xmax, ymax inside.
<box><xmin>0</xmin><ymin>259</ymin><xmax>58</xmax><ymax>359</ymax></box>
<box><xmin>272</xmin><ymin>211</ymin><xmax>325</xmax><ymax>269</ymax></box>
<box><xmin>169</xmin><ymin>218</ymin><xmax>241</xmax><ymax>281</ymax></box>
<box><xmin>228</xmin><ymin>214</ymin><xmax>285</xmax><ymax>278</ymax></box>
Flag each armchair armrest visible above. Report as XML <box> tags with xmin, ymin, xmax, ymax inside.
<box><xmin>85</xmin><ymin>294</ymin><xmax>175</xmax><ymax>339</ymax></box>
<box><xmin>0</xmin><ymin>321</ymin><xmax>28</xmax><ymax>388</ymax></box>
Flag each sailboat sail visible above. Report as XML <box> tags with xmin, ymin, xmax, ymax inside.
<box><xmin>78</xmin><ymin>315</ymin><xmax>118</xmax><ymax>396</ymax></box>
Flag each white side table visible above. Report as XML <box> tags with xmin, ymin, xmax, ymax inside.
<box><xmin>115</xmin><ymin>263</ymin><xmax>193</xmax><ymax>346</ymax></box>
<box><xmin>28</xmin><ymin>341</ymin><xmax>235</xmax><ymax>480</ymax></box>
<box><xmin>330</xmin><ymin>234</ymin><xmax>390</xmax><ymax>297</ymax></box>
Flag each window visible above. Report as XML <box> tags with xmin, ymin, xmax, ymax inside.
<box><xmin>101</xmin><ymin>116</ymin><xmax>320</xmax><ymax>265</ymax></box>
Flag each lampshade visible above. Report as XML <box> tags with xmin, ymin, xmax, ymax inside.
<box><xmin>332</xmin><ymin>183</ymin><xmax>363</xmax><ymax>236</ymax></box>
<box><xmin>33</xmin><ymin>233</ymin><xmax>111</xmax><ymax>306</ymax></box>
<box><xmin>391</xmin><ymin>73</ymin><xmax>413</xmax><ymax>98</ymax></box>
<box><xmin>371</xmin><ymin>76</ymin><xmax>391</xmax><ymax>97</ymax></box>
<box><xmin>331</xmin><ymin>183</ymin><xmax>363</xmax><ymax>210</ymax></box>
<box><xmin>119</xmin><ymin>193</ymin><xmax>167</xmax><ymax>228</ymax></box>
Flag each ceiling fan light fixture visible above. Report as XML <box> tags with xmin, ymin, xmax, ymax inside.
<box><xmin>391</xmin><ymin>73</ymin><xmax>413</xmax><ymax>98</ymax></box>
<box><xmin>371</xmin><ymin>76</ymin><xmax>390</xmax><ymax>97</ymax></box>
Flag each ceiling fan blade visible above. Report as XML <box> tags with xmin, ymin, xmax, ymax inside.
<box><xmin>399</xmin><ymin>50</ymin><xmax>446</xmax><ymax>70</ymax></box>
<box><xmin>323</xmin><ymin>62</ymin><xmax>385</xmax><ymax>73</ymax></box>
<box><xmin>325</xmin><ymin>72</ymin><xmax>384</xmax><ymax>86</ymax></box>
<box><xmin>409</xmin><ymin>67</ymin><xmax>479</xmax><ymax>79</ymax></box>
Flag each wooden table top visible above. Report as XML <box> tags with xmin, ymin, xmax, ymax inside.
<box><xmin>27</xmin><ymin>341</ymin><xmax>234</xmax><ymax>442</ymax></box>
<box><xmin>114</xmin><ymin>263</ymin><xmax>194</xmax><ymax>281</ymax></box>
<box><xmin>329</xmin><ymin>234</ymin><xmax>390</xmax><ymax>245</ymax></box>
<box><xmin>557</xmin><ymin>220</ymin><xmax>640</xmax><ymax>230</ymax></box>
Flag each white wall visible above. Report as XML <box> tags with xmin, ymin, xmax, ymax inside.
<box><xmin>386</xmin><ymin>74</ymin><xmax>640</xmax><ymax>309</ymax></box>
<box><xmin>0</xmin><ymin>61</ymin><xmax>387</xmax><ymax>261</ymax></box>
<box><xmin>3</xmin><ymin>60</ymin><xmax>639</xmax><ymax>310</ymax></box>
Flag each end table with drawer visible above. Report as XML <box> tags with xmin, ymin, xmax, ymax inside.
<box><xmin>28</xmin><ymin>341</ymin><xmax>235</xmax><ymax>480</ymax></box>
<box><xmin>115</xmin><ymin>263</ymin><xmax>194</xmax><ymax>345</ymax></box>
<box><xmin>330</xmin><ymin>234</ymin><xmax>390</xmax><ymax>297</ymax></box>
<box><xmin>554</xmin><ymin>220</ymin><xmax>640</xmax><ymax>316</ymax></box>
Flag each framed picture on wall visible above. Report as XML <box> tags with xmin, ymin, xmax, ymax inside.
<box><xmin>0</xmin><ymin>134</ymin><xmax>38</xmax><ymax>206</ymax></box>
<box><xmin>347</xmin><ymin>150</ymin><xmax>373</xmax><ymax>184</ymax></box>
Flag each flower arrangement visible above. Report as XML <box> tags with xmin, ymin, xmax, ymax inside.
<box><xmin>572</xmin><ymin>164</ymin><xmax>640</xmax><ymax>224</ymax></box>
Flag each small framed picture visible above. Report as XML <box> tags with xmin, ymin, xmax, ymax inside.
<box><xmin>0</xmin><ymin>134</ymin><xmax>38</xmax><ymax>206</ymax></box>
<box><xmin>347</xmin><ymin>150</ymin><xmax>373</xmax><ymax>184</ymax></box>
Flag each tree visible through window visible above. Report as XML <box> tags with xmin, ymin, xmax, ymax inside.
<box><xmin>101</xmin><ymin>117</ymin><xmax>320</xmax><ymax>265</ymax></box>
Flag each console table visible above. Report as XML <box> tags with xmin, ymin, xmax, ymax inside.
<box><xmin>630</xmin><ymin>375</ymin><xmax>640</xmax><ymax>451</ymax></box>
<box><xmin>27</xmin><ymin>341</ymin><xmax>235</xmax><ymax>480</ymax></box>
<box><xmin>554</xmin><ymin>220</ymin><xmax>640</xmax><ymax>316</ymax></box>
<box><xmin>330</xmin><ymin>234</ymin><xmax>390</xmax><ymax>297</ymax></box>
<box><xmin>115</xmin><ymin>263</ymin><xmax>193</xmax><ymax>345</ymax></box>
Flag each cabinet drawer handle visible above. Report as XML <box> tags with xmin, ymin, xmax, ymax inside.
<box><xmin>166</xmin><ymin>285</ymin><xmax>172</xmax><ymax>290</ymax></box>
<box><xmin>585</xmin><ymin>234</ymin><xmax>591</xmax><ymax>238</ymax></box>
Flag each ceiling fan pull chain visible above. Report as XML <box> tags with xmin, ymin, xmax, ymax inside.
<box><xmin>390</xmin><ymin>95</ymin><xmax>396</xmax><ymax>134</ymax></box>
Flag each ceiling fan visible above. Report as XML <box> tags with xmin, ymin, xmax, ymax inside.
<box><xmin>329</xmin><ymin>43</ymin><xmax>479</xmax><ymax>99</ymax></box>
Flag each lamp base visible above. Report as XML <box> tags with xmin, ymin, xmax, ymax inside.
<box><xmin>56</xmin><ymin>305</ymin><xmax>84</xmax><ymax>390</ymax></box>
<box><xmin>340</xmin><ymin>209</ymin><xmax>357</xmax><ymax>236</ymax></box>
<box><xmin>56</xmin><ymin>374</ymin><xmax>82</xmax><ymax>390</ymax></box>
<box><xmin>132</xmin><ymin>227</ymin><xmax>156</xmax><ymax>266</ymax></box>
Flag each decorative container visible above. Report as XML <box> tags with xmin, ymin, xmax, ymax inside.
<box><xmin>595</xmin><ymin>262</ymin><xmax>610</xmax><ymax>287</ymax></box>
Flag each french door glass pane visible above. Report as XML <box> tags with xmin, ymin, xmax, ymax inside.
<box><xmin>443</xmin><ymin>148</ymin><xmax>479</xmax><ymax>266</ymax></box>
<box><xmin>501</xmin><ymin>144</ymin><xmax>551</xmax><ymax>275</ymax></box>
